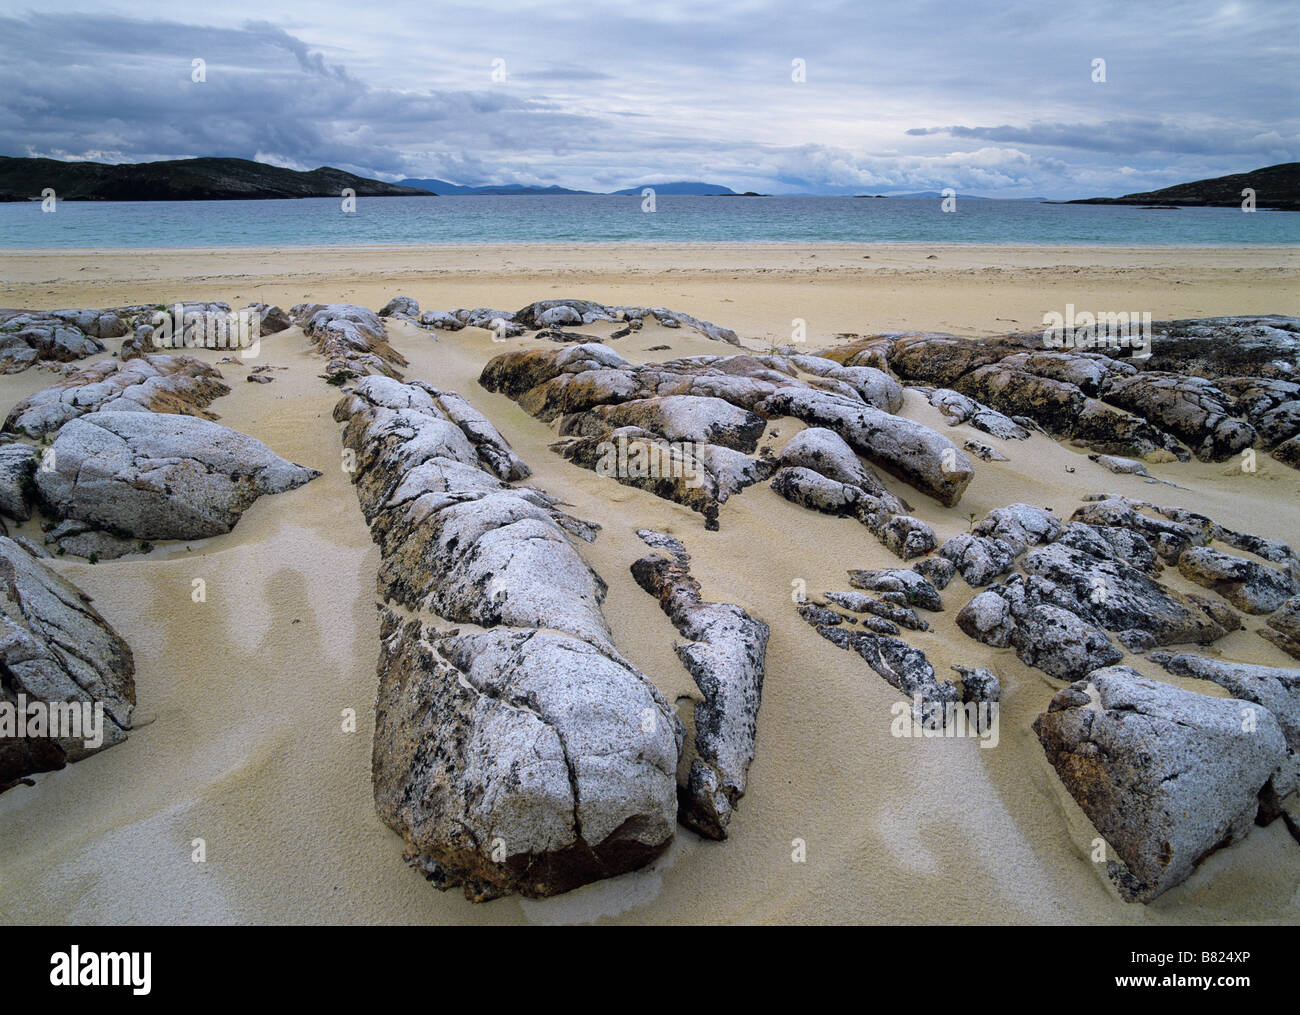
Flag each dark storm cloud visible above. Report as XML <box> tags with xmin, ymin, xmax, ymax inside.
<box><xmin>2</xmin><ymin>1</ymin><xmax>1296</xmax><ymax>196</ymax></box>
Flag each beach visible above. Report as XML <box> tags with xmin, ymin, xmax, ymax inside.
<box><xmin>0</xmin><ymin>242</ymin><xmax>1297</xmax><ymax>925</ymax></box>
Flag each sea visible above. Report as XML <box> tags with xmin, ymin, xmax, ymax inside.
<box><xmin>1</xmin><ymin>194</ymin><xmax>1297</xmax><ymax>248</ymax></box>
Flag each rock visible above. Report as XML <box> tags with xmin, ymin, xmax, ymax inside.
<box><xmin>4</xmin><ymin>355</ymin><xmax>230</xmax><ymax>437</ymax></box>
<box><xmin>373</xmin><ymin>617</ymin><xmax>679</xmax><ymax>901</ymax></box>
<box><xmin>1255</xmin><ymin>400</ymin><xmax>1300</xmax><ymax>447</ymax></box>
<box><xmin>939</xmin><ymin>533</ymin><xmax>1019</xmax><ymax>586</ymax></box>
<box><xmin>248</xmin><ymin>302</ymin><xmax>292</xmax><ymax>335</ymax></box>
<box><xmin>1261</xmin><ymin>597</ymin><xmax>1300</xmax><ymax>660</ymax></box>
<box><xmin>631</xmin><ymin>553</ymin><xmax>768</xmax><ymax>840</ymax></box>
<box><xmin>635</xmin><ymin>528</ymin><xmax>690</xmax><ymax>564</ymax></box>
<box><xmin>778</xmin><ymin>427</ymin><xmax>909</xmax><ymax>513</ymax></box>
<box><xmin>1103</xmin><ymin>374</ymin><xmax>1256</xmax><ymax>462</ymax></box>
<box><xmin>846</xmin><ymin>568</ymin><xmax>943</xmax><ymax>612</ymax></box>
<box><xmin>379</xmin><ymin>296</ymin><xmax>420</xmax><ymax>320</ymax></box>
<box><xmin>293</xmin><ymin>303</ymin><xmax>407</xmax><ymax>379</ymax></box>
<box><xmin>35</xmin><ymin>411</ymin><xmax>320</xmax><ymax>544</ymax></box>
<box><xmin>1148</xmin><ymin>652</ymin><xmax>1300</xmax><ymax>763</ymax></box>
<box><xmin>1071</xmin><ymin>398</ymin><xmax>1190</xmax><ymax>461</ymax></box>
<box><xmin>563</xmin><ymin>395</ymin><xmax>767</xmax><ymax>453</ymax></box>
<box><xmin>246</xmin><ymin>373</ymin><xmax>273</xmax><ymax>384</ymax></box>
<box><xmin>1056</xmin><ymin>521</ymin><xmax>1162</xmax><ymax>577</ymax></box>
<box><xmin>1070</xmin><ymin>496</ymin><xmax>1209</xmax><ymax>563</ymax></box>
<box><xmin>876</xmin><ymin>515</ymin><xmax>937</xmax><ymax>560</ymax></box>
<box><xmin>1271</xmin><ymin>434</ymin><xmax>1300</xmax><ymax>469</ymax></box>
<box><xmin>1177</xmin><ymin>546</ymin><xmax>1297</xmax><ymax>615</ymax></box>
<box><xmin>823</xmin><ymin>590</ymin><xmax>929</xmax><ymax>631</ymax></box>
<box><xmin>758</xmin><ymin>387</ymin><xmax>974</xmax><ymax>506</ymax></box>
<box><xmin>418</xmin><ymin>310</ymin><xmax>464</xmax><ymax>331</ymax></box>
<box><xmin>0</xmin><ymin>309</ymin><xmax>113</xmax><ymax>371</ymax></box>
<box><xmin>926</xmin><ymin>387</ymin><xmax>1030</xmax><ymax>439</ymax></box>
<box><xmin>953</xmin><ymin>665</ymin><xmax>1001</xmax><ymax>703</ymax></box>
<box><xmin>337</xmin><ymin>373</ymin><xmax>683</xmax><ymax>899</ymax></box>
<box><xmin>771</xmin><ymin>466</ymin><xmax>889</xmax><ymax>523</ymax></box>
<box><xmin>412</xmin><ymin>383</ymin><xmax>531</xmax><ymax>482</ymax></box>
<box><xmin>954</xmin><ymin>363</ymin><xmax>1086</xmax><ymax>435</ymax></box>
<box><xmin>1012</xmin><ymin>602</ymin><xmax>1123</xmax><ymax>681</ymax></box>
<box><xmin>1021</xmin><ymin>540</ymin><xmax>1234</xmax><ymax>646</ymax></box>
<box><xmin>1033</xmin><ymin>667</ymin><xmax>1291</xmax><ymax>902</ymax></box>
<box><xmin>997</xmin><ymin>349</ymin><xmax>1137</xmax><ymax>397</ymax></box>
<box><xmin>956</xmin><ymin>589</ymin><xmax>1016</xmax><ymax>648</ymax></box>
<box><xmin>0</xmin><ymin>444</ymin><xmax>37</xmax><ymax>520</ymax></box>
<box><xmin>912</xmin><ymin>556</ymin><xmax>955</xmax><ymax>590</ymax></box>
<box><xmin>1089</xmin><ymin>454</ymin><xmax>1150</xmax><ymax>476</ymax></box>
<box><xmin>964</xmin><ymin>439</ymin><xmax>1008</xmax><ymax>461</ymax></box>
<box><xmin>789</xmin><ymin>356</ymin><xmax>904</xmax><ymax>412</ymax></box>
<box><xmin>0</xmin><ymin>537</ymin><xmax>135</xmax><ymax>793</ymax></box>
<box><xmin>972</xmin><ymin>503</ymin><xmax>1063</xmax><ymax>554</ymax></box>
<box><xmin>802</xmin><ymin>619</ymin><xmax>959</xmax><ymax>724</ymax></box>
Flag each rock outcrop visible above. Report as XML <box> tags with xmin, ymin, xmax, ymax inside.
<box><xmin>35</xmin><ymin>411</ymin><xmax>319</xmax><ymax>551</ymax></box>
<box><xmin>292</xmin><ymin>303</ymin><xmax>408</xmax><ymax>379</ymax></box>
<box><xmin>631</xmin><ymin>549</ymin><xmax>768</xmax><ymax>840</ymax></box>
<box><xmin>1034</xmin><ymin>667</ymin><xmax>1293</xmax><ymax>902</ymax></box>
<box><xmin>0</xmin><ymin>537</ymin><xmax>135</xmax><ymax>793</ymax></box>
<box><xmin>334</xmin><ymin>375</ymin><xmax>682</xmax><ymax>900</ymax></box>
<box><xmin>4</xmin><ymin>355</ymin><xmax>230</xmax><ymax>436</ymax></box>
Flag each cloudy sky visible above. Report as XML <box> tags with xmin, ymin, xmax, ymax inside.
<box><xmin>2</xmin><ymin>0</ymin><xmax>1295</xmax><ymax>197</ymax></box>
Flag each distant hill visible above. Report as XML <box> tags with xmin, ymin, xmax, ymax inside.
<box><xmin>1068</xmin><ymin>163</ymin><xmax>1299</xmax><ymax>210</ymax></box>
<box><xmin>610</xmin><ymin>182</ymin><xmax>735</xmax><ymax>195</ymax></box>
<box><xmin>399</xmin><ymin>178</ymin><xmax>737</xmax><ymax>196</ymax></box>
<box><xmin>398</xmin><ymin>178</ymin><xmax>591</xmax><ymax>195</ymax></box>
<box><xmin>0</xmin><ymin>156</ymin><xmax>432</xmax><ymax>202</ymax></box>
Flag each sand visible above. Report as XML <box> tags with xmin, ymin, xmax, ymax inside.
<box><xmin>0</xmin><ymin>243</ymin><xmax>1297</xmax><ymax>925</ymax></box>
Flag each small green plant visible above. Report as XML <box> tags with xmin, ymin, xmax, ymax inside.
<box><xmin>87</xmin><ymin>551</ymin><xmax>100</xmax><ymax>565</ymax></box>
<box><xmin>321</xmin><ymin>369</ymin><xmax>356</xmax><ymax>387</ymax></box>
<box><xmin>138</xmin><ymin>540</ymin><xmax>153</xmax><ymax>553</ymax></box>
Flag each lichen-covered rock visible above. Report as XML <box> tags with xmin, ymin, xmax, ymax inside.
<box><xmin>876</xmin><ymin>515</ymin><xmax>937</xmax><ymax>560</ymax></box>
<box><xmin>953</xmin><ymin>665</ymin><xmax>1001</xmax><ymax>703</ymax></box>
<box><xmin>0</xmin><ymin>444</ymin><xmax>37</xmax><ymax>521</ymax></box>
<box><xmin>4</xmin><ymin>355</ymin><xmax>230</xmax><ymax>436</ymax></box>
<box><xmin>1177</xmin><ymin>546</ymin><xmax>1298</xmax><ymax>615</ymax></box>
<box><xmin>1102</xmin><ymin>374</ymin><xmax>1257</xmax><ymax>462</ymax></box>
<box><xmin>954</xmin><ymin>363</ymin><xmax>1086</xmax><ymax>435</ymax></box>
<box><xmin>972</xmin><ymin>503</ymin><xmax>1063</xmax><ymax>554</ymax></box>
<box><xmin>789</xmin><ymin>356</ymin><xmax>904</xmax><ymax>412</ymax></box>
<box><xmin>778</xmin><ymin>427</ymin><xmax>909</xmax><ymax>513</ymax></box>
<box><xmin>956</xmin><ymin>589</ymin><xmax>1016</xmax><ymax>648</ymax></box>
<box><xmin>373</xmin><ymin>616</ymin><xmax>679</xmax><ymax>900</ymax></box>
<box><xmin>1012</xmin><ymin>602</ymin><xmax>1123</xmax><ymax>682</ymax></box>
<box><xmin>379</xmin><ymin>296</ymin><xmax>420</xmax><ymax>320</ymax></box>
<box><xmin>846</xmin><ymin>568</ymin><xmax>943</xmax><ymax>612</ymax></box>
<box><xmin>1261</xmin><ymin>597</ymin><xmax>1300</xmax><ymax>660</ymax></box>
<box><xmin>1034</xmin><ymin>667</ymin><xmax>1292</xmax><ymax>902</ymax></box>
<box><xmin>912</xmin><ymin>555</ymin><xmax>955</xmax><ymax>590</ymax></box>
<box><xmin>939</xmin><ymin>533</ymin><xmax>1019</xmax><ymax>587</ymax></box>
<box><xmin>562</xmin><ymin>394</ymin><xmax>766</xmax><ymax>453</ymax></box>
<box><xmin>293</xmin><ymin>303</ymin><xmax>407</xmax><ymax>378</ymax></box>
<box><xmin>631</xmin><ymin>552</ymin><xmax>768</xmax><ymax>840</ymax></box>
<box><xmin>336</xmin><ymin>374</ymin><xmax>683</xmax><ymax>899</ymax></box>
<box><xmin>926</xmin><ymin>387</ymin><xmax>1031</xmax><ymax>440</ymax></box>
<box><xmin>758</xmin><ymin>387</ymin><xmax>974</xmax><ymax>506</ymax></box>
<box><xmin>823</xmin><ymin>590</ymin><xmax>930</xmax><ymax>631</ymax></box>
<box><xmin>0</xmin><ymin>537</ymin><xmax>135</xmax><ymax>793</ymax></box>
<box><xmin>35</xmin><ymin>411</ymin><xmax>319</xmax><ymax>545</ymax></box>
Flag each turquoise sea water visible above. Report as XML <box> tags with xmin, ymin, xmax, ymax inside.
<box><xmin>1</xmin><ymin>195</ymin><xmax>1297</xmax><ymax>248</ymax></box>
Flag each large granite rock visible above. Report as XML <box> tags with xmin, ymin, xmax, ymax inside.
<box><xmin>1177</xmin><ymin>546</ymin><xmax>1298</xmax><ymax>615</ymax></box>
<box><xmin>0</xmin><ymin>537</ymin><xmax>135</xmax><ymax>793</ymax></box>
<box><xmin>1034</xmin><ymin>667</ymin><xmax>1292</xmax><ymax>902</ymax></box>
<box><xmin>292</xmin><ymin>303</ymin><xmax>408</xmax><ymax>378</ymax></box>
<box><xmin>35</xmin><ymin>411</ymin><xmax>319</xmax><ymax>546</ymax></box>
<box><xmin>335</xmin><ymin>375</ymin><xmax>684</xmax><ymax>899</ymax></box>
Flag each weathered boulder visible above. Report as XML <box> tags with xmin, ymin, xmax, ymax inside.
<box><xmin>926</xmin><ymin>387</ymin><xmax>1030</xmax><ymax>440</ymax></box>
<box><xmin>956</xmin><ymin>589</ymin><xmax>1016</xmax><ymax>648</ymax></box>
<box><xmin>562</xmin><ymin>395</ymin><xmax>766</xmax><ymax>453</ymax></box>
<box><xmin>1034</xmin><ymin>667</ymin><xmax>1292</xmax><ymax>902</ymax></box>
<box><xmin>939</xmin><ymin>533</ymin><xmax>1019</xmax><ymax>587</ymax></box>
<box><xmin>35</xmin><ymin>411</ymin><xmax>319</xmax><ymax>545</ymax></box>
<box><xmin>0</xmin><ymin>444</ymin><xmax>37</xmax><ymax>520</ymax></box>
<box><xmin>1261</xmin><ymin>597</ymin><xmax>1300</xmax><ymax>660</ymax></box>
<box><xmin>972</xmin><ymin>503</ymin><xmax>1063</xmax><ymax>554</ymax></box>
<box><xmin>631</xmin><ymin>553</ymin><xmax>768</xmax><ymax>840</ymax></box>
<box><xmin>293</xmin><ymin>303</ymin><xmax>407</xmax><ymax>378</ymax></box>
<box><xmin>847</xmin><ymin>568</ymin><xmax>943</xmax><ymax>612</ymax></box>
<box><xmin>757</xmin><ymin>387</ymin><xmax>974</xmax><ymax>506</ymax></box>
<box><xmin>1177</xmin><ymin>546</ymin><xmax>1297</xmax><ymax>615</ymax></box>
<box><xmin>778</xmin><ymin>427</ymin><xmax>909</xmax><ymax>513</ymax></box>
<box><xmin>0</xmin><ymin>537</ymin><xmax>135</xmax><ymax>793</ymax></box>
<box><xmin>1103</xmin><ymin>374</ymin><xmax>1256</xmax><ymax>462</ymax></box>
<box><xmin>4</xmin><ymin>355</ymin><xmax>230</xmax><ymax>436</ymax></box>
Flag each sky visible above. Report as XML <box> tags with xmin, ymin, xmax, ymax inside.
<box><xmin>1</xmin><ymin>0</ymin><xmax>1296</xmax><ymax>197</ymax></box>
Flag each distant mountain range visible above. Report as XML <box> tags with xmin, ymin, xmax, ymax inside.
<box><xmin>0</xmin><ymin>156</ymin><xmax>430</xmax><ymax>202</ymax></box>
<box><xmin>857</xmin><ymin>192</ymin><xmax>1048</xmax><ymax>200</ymax></box>
<box><xmin>398</xmin><ymin>178</ymin><xmax>737</xmax><ymax>196</ymax></box>
<box><xmin>1068</xmin><ymin>163</ymin><xmax>1299</xmax><ymax>211</ymax></box>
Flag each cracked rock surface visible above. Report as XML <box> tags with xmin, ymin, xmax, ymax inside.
<box><xmin>0</xmin><ymin>536</ymin><xmax>135</xmax><ymax>793</ymax></box>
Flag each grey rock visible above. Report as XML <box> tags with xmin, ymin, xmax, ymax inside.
<box><xmin>940</xmin><ymin>532</ymin><xmax>1019</xmax><ymax>586</ymax></box>
<box><xmin>846</xmin><ymin>568</ymin><xmax>943</xmax><ymax>612</ymax></box>
<box><xmin>1034</xmin><ymin>667</ymin><xmax>1291</xmax><ymax>902</ymax></box>
<box><xmin>36</xmin><ymin>411</ymin><xmax>320</xmax><ymax>544</ymax></box>
<box><xmin>0</xmin><ymin>537</ymin><xmax>135</xmax><ymax>793</ymax></box>
<box><xmin>1177</xmin><ymin>546</ymin><xmax>1298</xmax><ymax>615</ymax></box>
<box><xmin>632</xmin><ymin>553</ymin><xmax>768</xmax><ymax>840</ymax></box>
